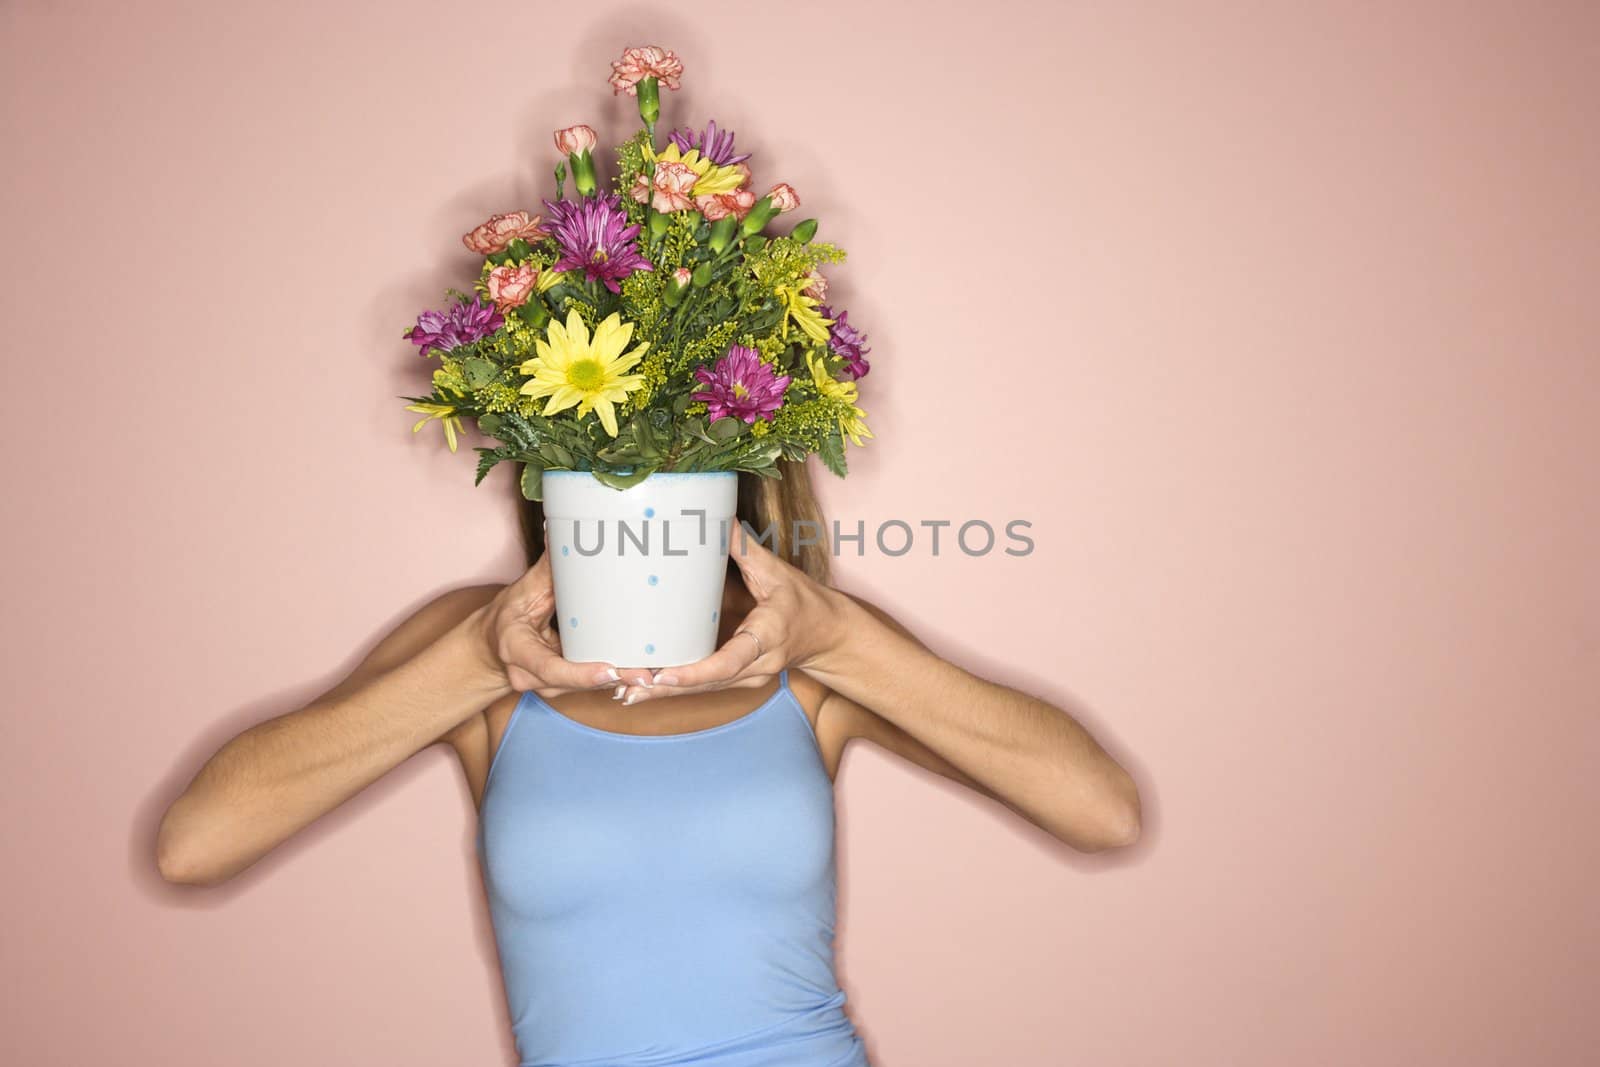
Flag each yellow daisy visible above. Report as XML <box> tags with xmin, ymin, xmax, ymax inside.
<box><xmin>405</xmin><ymin>401</ymin><xmax>465</xmax><ymax>453</ymax></box>
<box><xmin>518</xmin><ymin>308</ymin><xmax>648</xmax><ymax>437</ymax></box>
<box><xmin>806</xmin><ymin>352</ymin><xmax>874</xmax><ymax>447</ymax></box>
<box><xmin>778</xmin><ymin>284</ymin><xmax>834</xmax><ymax>345</ymax></box>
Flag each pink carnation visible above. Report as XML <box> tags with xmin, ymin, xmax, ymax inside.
<box><xmin>486</xmin><ymin>263</ymin><xmax>539</xmax><ymax>311</ymax></box>
<box><xmin>462</xmin><ymin>211</ymin><xmax>546</xmax><ymax>255</ymax></box>
<box><xmin>553</xmin><ymin>124</ymin><xmax>597</xmax><ymax>156</ymax></box>
<box><xmin>767</xmin><ymin>183</ymin><xmax>800</xmax><ymax>212</ymax></box>
<box><xmin>609</xmin><ymin>45</ymin><xmax>684</xmax><ymax>95</ymax></box>
<box><xmin>801</xmin><ymin>270</ymin><xmax>828</xmax><ymax>301</ymax></box>
<box><xmin>630</xmin><ymin>159</ymin><xmax>698</xmax><ymax>213</ymax></box>
<box><xmin>696</xmin><ymin>188</ymin><xmax>757</xmax><ymax>221</ymax></box>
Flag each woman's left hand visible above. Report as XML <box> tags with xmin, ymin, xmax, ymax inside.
<box><xmin>617</xmin><ymin>522</ymin><xmax>847</xmax><ymax>704</ymax></box>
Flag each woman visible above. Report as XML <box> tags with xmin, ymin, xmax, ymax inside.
<box><xmin>156</xmin><ymin>461</ymin><xmax>1142</xmax><ymax>1067</ymax></box>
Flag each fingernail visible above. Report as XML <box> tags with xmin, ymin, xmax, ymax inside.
<box><xmin>622</xmin><ymin>690</ymin><xmax>639</xmax><ymax>706</ymax></box>
<box><xmin>637</xmin><ymin>675</ymin><xmax>654</xmax><ymax>689</ymax></box>
<box><xmin>605</xmin><ymin>667</ymin><xmax>621</xmax><ymax>682</ymax></box>
<box><xmin>595</xmin><ymin>668</ymin><xmax>618</xmax><ymax>685</ymax></box>
<box><xmin>612</xmin><ymin>684</ymin><xmax>626</xmax><ymax>700</ymax></box>
<box><xmin>654</xmin><ymin>673</ymin><xmax>678</xmax><ymax>686</ymax></box>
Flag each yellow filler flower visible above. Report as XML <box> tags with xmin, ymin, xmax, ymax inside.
<box><xmin>519</xmin><ymin>308</ymin><xmax>649</xmax><ymax>437</ymax></box>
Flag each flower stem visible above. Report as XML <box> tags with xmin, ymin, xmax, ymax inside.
<box><xmin>641</xmin><ymin>121</ymin><xmax>657</xmax><ymax>251</ymax></box>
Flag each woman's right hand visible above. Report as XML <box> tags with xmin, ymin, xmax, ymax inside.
<box><xmin>476</xmin><ymin>552</ymin><xmax>651</xmax><ymax>697</ymax></box>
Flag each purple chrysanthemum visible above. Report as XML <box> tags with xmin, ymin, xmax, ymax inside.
<box><xmin>542</xmin><ymin>194</ymin><xmax>654</xmax><ymax>294</ymax></box>
<box><xmin>818</xmin><ymin>307</ymin><xmax>871</xmax><ymax>380</ymax></box>
<box><xmin>667</xmin><ymin>118</ymin><xmax>751</xmax><ymax>166</ymax></box>
<box><xmin>692</xmin><ymin>344</ymin><xmax>791</xmax><ymax>424</ymax></box>
<box><xmin>406</xmin><ymin>296</ymin><xmax>504</xmax><ymax>357</ymax></box>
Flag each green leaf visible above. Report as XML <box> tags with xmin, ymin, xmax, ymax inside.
<box><xmin>819</xmin><ymin>428</ymin><xmax>848</xmax><ymax>478</ymax></box>
<box><xmin>633</xmin><ymin>418</ymin><xmax>662</xmax><ymax>459</ymax></box>
<box><xmin>476</xmin><ymin>412</ymin><xmax>503</xmax><ymax>436</ymax></box>
<box><xmin>519</xmin><ymin>463</ymin><xmax>544</xmax><ymax>501</ymax></box>
<box><xmin>596</xmin><ymin>438</ymin><xmax>642</xmax><ymax>463</ymax></box>
<box><xmin>474</xmin><ymin>446</ymin><xmax>511</xmax><ymax>486</ymax></box>
<box><xmin>532</xmin><ymin>301</ymin><xmax>555</xmax><ymax>326</ymax></box>
<box><xmin>538</xmin><ymin>441</ymin><xmax>574</xmax><ymax>467</ymax></box>
<box><xmin>709</xmin><ymin>417</ymin><xmax>744</xmax><ymax>442</ymax></box>
<box><xmin>672</xmin><ymin>440</ymin><xmax>707</xmax><ymax>470</ymax></box>
<box><xmin>592</xmin><ymin>465</ymin><xmax>656</xmax><ymax>490</ymax></box>
<box><xmin>463</xmin><ymin>357</ymin><xmax>498</xmax><ymax>388</ymax></box>
<box><xmin>542</xmin><ymin>283</ymin><xmax>581</xmax><ymax>306</ymax></box>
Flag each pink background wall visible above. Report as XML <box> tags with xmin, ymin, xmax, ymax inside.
<box><xmin>4</xmin><ymin>2</ymin><xmax>1596</xmax><ymax>1064</ymax></box>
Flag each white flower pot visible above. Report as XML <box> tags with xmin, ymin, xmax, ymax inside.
<box><xmin>541</xmin><ymin>471</ymin><xmax>739</xmax><ymax>669</ymax></box>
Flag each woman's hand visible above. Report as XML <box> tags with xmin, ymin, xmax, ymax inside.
<box><xmin>478</xmin><ymin>552</ymin><xmax>654</xmax><ymax>697</ymax></box>
<box><xmin>619</xmin><ymin>522</ymin><xmax>849</xmax><ymax>704</ymax></box>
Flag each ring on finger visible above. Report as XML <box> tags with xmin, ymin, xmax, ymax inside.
<box><xmin>735</xmin><ymin>629</ymin><xmax>766</xmax><ymax>658</ymax></box>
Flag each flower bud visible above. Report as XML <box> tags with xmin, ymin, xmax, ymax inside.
<box><xmin>691</xmin><ymin>263</ymin><xmax>712</xmax><ymax>288</ymax></box>
<box><xmin>648</xmin><ymin>212</ymin><xmax>670</xmax><ymax>241</ymax></box>
<box><xmin>664</xmin><ymin>270</ymin><xmax>689</xmax><ymax>307</ymax></box>
<box><xmin>556</xmin><ymin>126</ymin><xmax>598</xmax><ymax>199</ymax></box>
<box><xmin>789</xmin><ymin>218</ymin><xmax>817</xmax><ymax>243</ymax></box>
<box><xmin>707</xmin><ymin>215</ymin><xmax>738</xmax><ymax>254</ymax></box>
<box><xmin>740</xmin><ymin>196</ymin><xmax>777</xmax><ymax>237</ymax></box>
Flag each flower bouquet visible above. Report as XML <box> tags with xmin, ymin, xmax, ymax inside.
<box><xmin>400</xmin><ymin>45</ymin><xmax>873</xmax><ymax>667</ymax></box>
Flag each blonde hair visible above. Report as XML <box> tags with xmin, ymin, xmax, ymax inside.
<box><xmin>517</xmin><ymin>459</ymin><xmax>832</xmax><ymax>586</ymax></box>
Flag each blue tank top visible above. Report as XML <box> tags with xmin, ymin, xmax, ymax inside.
<box><xmin>476</xmin><ymin>669</ymin><xmax>870</xmax><ymax>1067</ymax></box>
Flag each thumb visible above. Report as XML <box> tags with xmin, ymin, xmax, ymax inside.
<box><xmin>728</xmin><ymin>521</ymin><xmax>779</xmax><ymax>593</ymax></box>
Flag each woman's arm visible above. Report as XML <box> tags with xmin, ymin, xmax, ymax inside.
<box><xmin>809</xmin><ymin>594</ymin><xmax>1141</xmax><ymax>853</ymax></box>
<box><xmin>156</xmin><ymin>553</ymin><xmax>645</xmax><ymax>887</ymax></box>
<box><xmin>155</xmin><ymin>587</ymin><xmax>509</xmax><ymax>886</ymax></box>
<box><xmin>627</xmin><ymin>527</ymin><xmax>1142</xmax><ymax>854</ymax></box>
